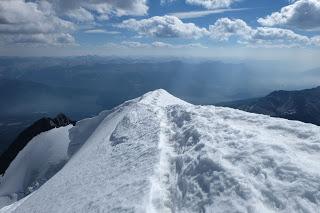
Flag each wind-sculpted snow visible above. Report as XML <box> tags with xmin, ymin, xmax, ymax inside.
<box><xmin>3</xmin><ymin>89</ymin><xmax>320</xmax><ymax>213</ymax></box>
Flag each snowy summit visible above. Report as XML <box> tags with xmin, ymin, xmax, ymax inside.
<box><xmin>2</xmin><ymin>89</ymin><xmax>320</xmax><ymax>213</ymax></box>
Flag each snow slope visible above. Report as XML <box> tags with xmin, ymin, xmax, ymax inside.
<box><xmin>2</xmin><ymin>89</ymin><xmax>320</xmax><ymax>213</ymax></box>
<box><xmin>0</xmin><ymin>125</ymin><xmax>72</xmax><ymax>207</ymax></box>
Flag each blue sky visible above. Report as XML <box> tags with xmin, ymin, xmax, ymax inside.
<box><xmin>0</xmin><ymin>0</ymin><xmax>320</xmax><ymax>61</ymax></box>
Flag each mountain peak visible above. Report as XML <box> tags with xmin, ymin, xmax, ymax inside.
<box><xmin>138</xmin><ymin>89</ymin><xmax>188</xmax><ymax>107</ymax></box>
<box><xmin>2</xmin><ymin>91</ymin><xmax>320</xmax><ymax>212</ymax></box>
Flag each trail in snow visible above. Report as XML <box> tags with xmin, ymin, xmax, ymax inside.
<box><xmin>141</xmin><ymin>90</ymin><xmax>178</xmax><ymax>213</ymax></box>
<box><xmin>148</xmin><ymin>107</ymin><xmax>173</xmax><ymax>213</ymax></box>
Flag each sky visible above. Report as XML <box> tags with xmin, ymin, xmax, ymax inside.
<box><xmin>0</xmin><ymin>0</ymin><xmax>320</xmax><ymax>63</ymax></box>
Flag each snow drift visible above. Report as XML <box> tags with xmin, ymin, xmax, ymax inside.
<box><xmin>2</xmin><ymin>89</ymin><xmax>320</xmax><ymax>213</ymax></box>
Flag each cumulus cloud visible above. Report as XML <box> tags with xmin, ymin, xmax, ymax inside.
<box><xmin>258</xmin><ymin>0</ymin><xmax>320</xmax><ymax>30</ymax></box>
<box><xmin>209</xmin><ymin>17</ymin><xmax>315</xmax><ymax>47</ymax></box>
<box><xmin>48</xmin><ymin>0</ymin><xmax>148</xmax><ymax>19</ymax></box>
<box><xmin>252</xmin><ymin>27</ymin><xmax>309</xmax><ymax>44</ymax></box>
<box><xmin>0</xmin><ymin>0</ymin><xmax>149</xmax><ymax>45</ymax></box>
<box><xmin>118</xmin><ymin>15</ymin><xmax>320</xmax><ymax>48</ymax></box>
<box><xmin>117</xmin><ymin>15</ymin><xmax>208</xmax><ymax>39</ymax></box>
<box><xmin>0</xmin><ymin>0</ymin><xmax>75</xmax><ymax>45</ymax></box>
<box><xmin>209</xmin><ymin>18</ymin><xmax>252</xmax><ymax>40</ymax></box>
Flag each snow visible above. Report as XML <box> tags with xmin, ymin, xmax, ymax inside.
<box><xmin>2</xmin><ymin>89</ymin><xmax>320</xmax><ymax>212</ymax></box>
<box><xmin>68</xmin><ymin>110</ymin><xmax>111</xmax><ymax>157</ymax></box>
<box><xmin>0</xmin><ymin>195</ymin><xmax>30</xmax><ymax>213</ymax></box>
<box><xmin>0</xmin><ymin>125</ymin><xmax>72</xmax><ymax>208</ymax></box>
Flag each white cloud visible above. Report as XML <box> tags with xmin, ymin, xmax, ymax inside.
<box><xmin>162</xmin><ymin>0</ymin><xmax>239</xmax><ymax>9</ymax></box>
<box><xmin>185</xmin><ymin>0</ymin><xmax>239</xmax><ymax>9</ymax></box>
<box><xmin>0</xmin><ymin>0</ymin><xmax>149</xmax><ymax>45</ymax></box>
<box><xmin>150</xmin><ymin>41</ymin><xmax>173</xmax><ymax>48</ymax></box>
<box><xmin>258</xmin><ymin>0</ymin><xmax>320</xmax><ymax>30</ymax></box>
<box><xmin>169</xmin><ymin>8</ymin><xmax>248</xmax><ymax>19</ymax></box>
<box><xmin>209</xmin><ymin>18</ymin><xmax>316</xmax><ymax>47</ymax></box>
<box><xmin>118</xmin><ymin>15</ymin><xmax>320</xmax><ymax>48</ymax></box>
<box><xmin>209</xmin><ymin>18</ymin><xmax>252</xmax><ymax>40</ymax></box>
<box><xmin>84</xmin><ymin>29</ymin><xmax>120</xmax><ymax>34</ymax></box>
<box><xmin>252</xmin><ymin>27</ymin><xmax>309</xmax><ymax>44</ymax></box>
<box><xmin>105</xmin><ymin>41</ymin><xmax>207</xmax><ymax>49</ymax></box>
<box><xmin>0</xmin><ymin>33</ymin><xmax>75</xmax><ymax>45</ymax></box>
<box><xmin>121</xmin><ymin>41</ymin><xmax>151</xmax><ymax>48</ymax></box>
<box><xmin>161</xmin><ymin>0</ymin><xmax>175</xmax><ymax>5</ymax></box>
<box><xmin>117</xmin><ymin>15</ymin><xmax>208</xmax><ymax>39</ymax></box>
<box><xmin>48</xmin><ymin>0</ymin><xmax>148</xmax><ymax>18</ymax></box>
<box><xmin>67</xmin><ymin>8</ymin><xmax>94</xmax><ymax>23</ymax></box>
<box><xmin>0</xmin><ymin>0</ymin><xmax>75</xmax><ymax>45</ymax></box>
<box><xmin>104</xmin><ymin>41</ymin><xmax>151</xmax><ymax>49</ymax></box>
<box><xmin>311</xmin><ymin>36</ymin><xmax>320</xmax><ymax>46</ymax></box>
<box><xmin>151</xmin><ymin>41</ymin><xmax>208</xmax><ymax>48</ymax></box>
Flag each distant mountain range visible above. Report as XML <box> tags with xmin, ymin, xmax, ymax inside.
<box><xmin>0</xmin><ymin>114</ymin><xmax>75</xmax><ymax>175</ymax></box>
<box><xmin>221</xmin><ymin>86</ymin><xmax>320</xmax><ymax>126</ymax></box>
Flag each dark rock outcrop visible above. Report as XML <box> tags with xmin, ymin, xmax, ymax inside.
<box><xmin>0</xmin><ymin>114</ymin><xmax>75</xmax><ymax>175</ymax></box>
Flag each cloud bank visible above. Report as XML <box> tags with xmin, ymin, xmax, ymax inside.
<box><xmin>0</xmin><ymin>0</ymin><xmax>148</xmax><ymax>45</ymax></box>
<box><xmin>0</xmin><ymin>0</ymin><xmax>74</xmax><ymax>45</ymax></box>
<box><xmin>258</xmin><ymin>0</ymin><xmax>320</xmax><ymax>30</ymax></box>
<box><xmin>118</xmin><ymin>15</ymin><xmax>320</xmax><ymax>47</ymax></box>
<box><xmin>209</xmin><ymin>18</ymin><xmax>312</xmax><ymax>46</ymax></box>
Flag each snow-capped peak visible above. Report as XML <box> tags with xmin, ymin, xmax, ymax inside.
<box><xmin>2</xmin><ymin>90</ymin><xmax>320</xmax><ymax>213</ymax></box>
<box><xmin>138</xmin><ymin>89</ymin><xmax>188</xmax><ymax>107</ymax></box>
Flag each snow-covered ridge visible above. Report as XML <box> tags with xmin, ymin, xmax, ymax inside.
<box><xmin>2</xmin><ymin>89</ymin><xmax>320</xmax><ymax>213</ymax></box>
